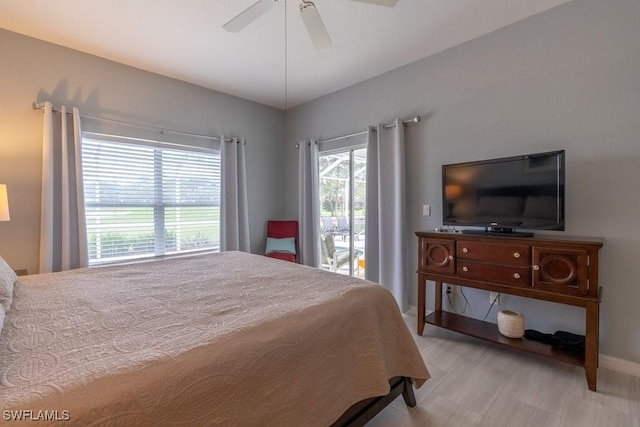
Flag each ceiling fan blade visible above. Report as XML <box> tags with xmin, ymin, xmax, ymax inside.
<box><xmin>349</xmin><ymin>0</ymin><xmax>399</xmax><ymax>7</ymax></box>
<box><xmin>223</xmin><ymin>0</ymin><xmax>278</xmax><ymax>32</ymax></box>
<box><xmin>300</xmin><ymin>2</ymin><xmax>332</xmax><ymax>49</ymax></box>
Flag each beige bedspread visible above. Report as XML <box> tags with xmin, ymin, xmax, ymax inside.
<box><xmin>0</xmin><ymin>252</ymin><xmax>429</xmax><ymax>426</ymax></box>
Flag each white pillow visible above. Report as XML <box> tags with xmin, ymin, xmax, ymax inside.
<box><xmin>265</xmin><ymin>237</ymin><xmax>297</xmax><ymax>255</ymax></box>
<box><xmin>0</xmin><ymin>256</ymin><xmax>17</xmax><ymax>312</ymax></box>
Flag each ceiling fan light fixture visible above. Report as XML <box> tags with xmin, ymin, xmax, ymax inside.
<box><xmin>299</xmin><ymin>1</ymin><xmax>332</xmax><ymax>49</ymax></box>
<box><xmin>223</xmin><ymin>0</ymin><xmax>279</xmax><ymax>32</ymax></box>
<box><xmin>224</xmin><ymin>0</ymin><xmax>396</xmax><ymax>50</ymax></box>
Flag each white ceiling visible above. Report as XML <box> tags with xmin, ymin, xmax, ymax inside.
<box><xmin>0</xmin><ymin>0</ymin><xmax>570</xmax><ymax>109</ymax></box>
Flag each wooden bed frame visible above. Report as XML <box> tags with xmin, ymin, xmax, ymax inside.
<box><xmin>331</xmin><ymin>377</ymin><xmax>417</xmax><ymax>426</ymax></box>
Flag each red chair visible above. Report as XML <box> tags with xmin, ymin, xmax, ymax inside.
<box><xmin>264</xmin><ymin>220</ymin><xmax>299</xmax><ymax>263</ymax></box>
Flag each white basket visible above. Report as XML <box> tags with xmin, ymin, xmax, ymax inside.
<box><xmin>497</xmin><ymin>310</ymin><xmax>525</xmax><ymax>338</ymax></box>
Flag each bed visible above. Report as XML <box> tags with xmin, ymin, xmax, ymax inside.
<box><xmin>0</xmin><ymin>251</ymin><xmax>429</xmax><ymax>426</ymax></box>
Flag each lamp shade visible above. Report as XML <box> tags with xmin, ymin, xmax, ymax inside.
<box><xmin>0</xmin><ymin>184</ymin><xmax>10</xmax><ymax>221</ymax></box>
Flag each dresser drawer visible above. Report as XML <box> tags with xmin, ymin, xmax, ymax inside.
<box><xmin>457</xmin><ymin>240</ymin><xmax>531</xmax><ymax>266</ymax></box>
<box><xmin>458</xmin><ymin>260</ymin><xmax>531</xmax><ymax>287</ymax></box>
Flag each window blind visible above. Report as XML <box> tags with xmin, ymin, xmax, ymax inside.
<box><xmin>82</xmin><ymin>135</ymin><xmax>221</xmax><ymax>264</ymax></box>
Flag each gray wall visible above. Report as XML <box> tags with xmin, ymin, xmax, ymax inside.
<box><xmin>286</xmin><ymin>0</ymin><xmax>640</xmax><ymax>363</ymax></box>
<box><xmin>0</xmin><ymin>28</ymin><xmax>286</xmax><ymax>274</ymax></box>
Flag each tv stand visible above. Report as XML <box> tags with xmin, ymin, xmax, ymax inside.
<box><xmin>415</xmin><ymin>231</ymin><xmax>603</xmax><ymax>391</ymax></box>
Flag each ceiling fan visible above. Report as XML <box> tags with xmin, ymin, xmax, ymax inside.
<box><xmin>223</xmin><ymin>0</ymin><xmax>400</xmax><ymax>49</ymax></box>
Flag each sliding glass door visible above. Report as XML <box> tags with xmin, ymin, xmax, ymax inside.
<box><xmin>318</xmin><ymin>147</ymin><xmax>366</xmax><ymax>277</ymax></box>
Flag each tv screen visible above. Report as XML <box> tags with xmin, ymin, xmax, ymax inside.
<box><xmin>442</xmin><ymin>150</ymin><xmax>565</xmax><ymax>233</ymax></box>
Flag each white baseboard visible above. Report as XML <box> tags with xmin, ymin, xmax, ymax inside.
<box><xmin>600</xmin><ymin>354</ymin><xmax>640</xmax><ymax>378</ymax></box>
<box><xmin>405</xmin><ymin>305</ymin><xmax>640</xmax><ymax>378</ymax></box>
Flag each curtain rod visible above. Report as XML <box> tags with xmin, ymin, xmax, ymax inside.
<box><xmin>296</xmin><ymin>115</ymin><xmax>421</xmax><ymax>148</ymax></box>
<box><xmin>32</xmin><ymin>101</ymin><xmax>237</xmax><ymax>143</ymax></box>
<box><xmin>318</xmin><ymin>116</ymin><xmax>421</xmax><ymax>144</ymax></box>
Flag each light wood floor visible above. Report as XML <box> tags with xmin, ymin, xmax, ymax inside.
<box><xmin>370</xmin><ymin>314</ymin><xmax>640</xmax><ymax>427</ymax></box>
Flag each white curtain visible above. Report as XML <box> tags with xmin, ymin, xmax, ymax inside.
<box><xmin>39</xmin><ymin>102</ymin><xmax>89</xmax><ymax>273</ymax></box>
<box><xmin>365</xmin><ymin>119</ymin><xmax>409</xmax><ymax>311</ymax></box>
<box><xmin>220</xmin><ymin>136</ymin><xmax>250</xmax><ymax>252</ymax></box>
<box><xmin>298</xmin><ymin>139</ymin><xmax>320</xmax><ymax>267</ymax></box>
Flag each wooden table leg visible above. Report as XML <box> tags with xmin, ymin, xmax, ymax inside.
<box><xmin>417</xmin><ymin>273</ymin><xmax>426</xmax><ymax>336</ymax></box>
<box><xmin>585</xmin><ymin>300</ymin><xmax>599</xmax><ymax>391</ymax></box>
<box><xmin>434</xmin><ymin>281</ymin><xmax>443</xmax><ymax>312</ymax></box>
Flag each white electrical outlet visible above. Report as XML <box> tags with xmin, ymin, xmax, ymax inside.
<box><xmin>423</xmin><ymin>204</ymin><xmax>431</xmax><ymax>216</ymax></box>
<box><xmin>490</xmin><ymin>292</ymin><xmax>500</xmax><ymax>306</ymax></box>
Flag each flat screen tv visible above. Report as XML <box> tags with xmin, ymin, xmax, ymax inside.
<box><xmin>442</xmin><ymin>150</ymin><xmax>565</xmax><ymax>236</ymax></box>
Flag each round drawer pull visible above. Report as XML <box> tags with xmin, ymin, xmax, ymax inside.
<box><xmin>533</xmin><ymin>265</ymin><xmax>540</xmax><ymax>271</ymax></box>
<box><xmin>462</xmin><ymin>266</ymin><xmax>469</xmax><ymax>272</ymax></box>
<box><xmin>462</xmin><ymin>247</ymin><xmax>469</xmax><ymax>253</ymax></box>
<box><xmin>448</xmin><ymin>255</ymin><xmax>454</xmax><ymax>260</ymax></box>
<box><xmin>513</xmin><ymin>273</ymin><xmax>521</xmax><ymax>279</ymax></box>
<box><xmin>513</xmin><ymin>252</ymin><xmax>521</xmax><ymax>258</ymax></box>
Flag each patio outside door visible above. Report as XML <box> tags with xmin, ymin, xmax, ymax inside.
<box><xmin>318</xmin><ymin>147</ymin><xmax>366</xmax><ymax>277</ymax></box>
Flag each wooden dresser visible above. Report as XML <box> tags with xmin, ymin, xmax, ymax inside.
<box><xmin>415</xmin><ymin>230</ymin><xmax>603</xmax><ymax>391</ymax></box>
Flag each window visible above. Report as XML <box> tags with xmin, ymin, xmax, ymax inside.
<box><xmin>82</xmin><ymin>134</ymin><xmax>220</xmax><ymax>264</ymax></box>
